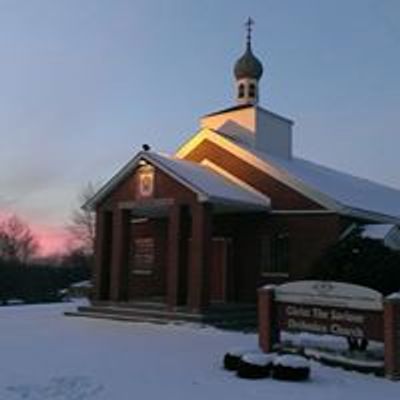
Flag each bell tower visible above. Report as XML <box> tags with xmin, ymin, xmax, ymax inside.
<box><xmin>233</xmin><ymin>18</ymin><xmax>264</xmax><ymax>106</ymax></box>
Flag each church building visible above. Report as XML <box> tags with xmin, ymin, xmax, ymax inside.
<box><xmin>84</xmin><ymin>21</ymin><xmax>400</xmax><ymax>316</ymax></box>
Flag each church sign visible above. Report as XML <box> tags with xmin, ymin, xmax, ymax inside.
<box><xmin>258</xmin><ymin>281</ymin><xmax>400</xmax><ymax>379</ymax></box>
<box><xmin>275</xmin><ymin>281</ymin><xmax>383</xmax><ymax>340</ymax></box>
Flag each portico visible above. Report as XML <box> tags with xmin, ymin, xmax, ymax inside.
<box><xmin>90</xmin><ymin>151</ymin><xmax>270</xmax><ymax>313</ymax></box>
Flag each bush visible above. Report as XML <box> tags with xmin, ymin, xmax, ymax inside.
<box><xmin>310</xmin><ymin>230</ymin><xmax>400</xmax><ymax>295</ymax></box>
<box><xmin>236</xmin><ymin>353</ymin><xmax>274</xmax><ymax>379</ymax></box>
<box><xmin>0</xmin><ymin>258</ymin><xmax>90</xmax><ymax>304</ymax></box>
<box><xmin>272</xmin><ymin>355</ymin><xmax>310</xmax><ymax>381</ymax></box>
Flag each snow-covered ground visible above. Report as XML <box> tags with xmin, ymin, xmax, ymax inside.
<box><xmin>0</xmin><ymin>302</ymin><xmax>398</xmax><ymax>400</ymax></box>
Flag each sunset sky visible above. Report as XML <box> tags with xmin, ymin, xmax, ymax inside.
<box><xmin>0</xmin><ymin>0</ymin><xmax>399</xmax><ymax>255</ymax></box>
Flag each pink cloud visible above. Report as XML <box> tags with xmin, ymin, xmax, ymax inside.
<box><xmin>0</xmin><ymin>211</ymin><xmax>71</xmax><ymax>257</ymax></box>
<box><xmin>34</xmin><ymin>225</ymin><xmax>72</xmax><ymax>256</ymax></box>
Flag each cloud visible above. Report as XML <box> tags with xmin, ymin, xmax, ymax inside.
<box><xmin>33</xmin><ymin>224</ymin><xmax>72</xmax><ymax>256</ymax></box>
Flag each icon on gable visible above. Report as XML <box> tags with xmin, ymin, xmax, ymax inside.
<box><xmin>138</xmin><ymin>164</ymin><xmax>155</xmax><ymax>198</ymax></box>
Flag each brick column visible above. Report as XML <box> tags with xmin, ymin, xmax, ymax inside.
<box><xmin>110</xmin><ymin>209</ymin><xmax>131</xmax><ymax>301</ymax></box>
<box><xmin>167</xmin><ymin>204</ymin><xmax>185</xmax><ymax>310</ymax></box>
<box><xmin>93</xmin><ymin>210</ymin><xmax>112</xmax><ymax>301</ymax></box>
<box><xmin>188</xmin><ymin>202</ymin><xmax>212</xmax><ymax>312</ymax></box>
<box><xmin>258</xmin><ymin>286</ymin><xmax>278</xmax><ymax>353</ymax></box>
<box><xmin>384</xmin><ymin>294</ymin><xmax>400</xmax><ymax>380</ymax></box>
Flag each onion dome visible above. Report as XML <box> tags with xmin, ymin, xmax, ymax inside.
<box><xmin>234</xmin><ymin>18</ymin><xmax>263</xmax><ymax>81</ymax></box>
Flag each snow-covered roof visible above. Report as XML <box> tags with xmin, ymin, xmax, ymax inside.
<box><xmin>360</xmin><ymin>224</ymin><xmax>400</xmax><ymax>250</ymax></box>
<box><xmin>218</xmin><ymin>131</ymin><xmax>400</xmax><ymax>223</ymax></box>
<box><xmin>361</xmin><ymin>224</ymin><xmax>395</xmax><ymax>240</ymax></box>
<box><xmin>85</xmin><ymin>151</ymin><xmax>270</xmax><ymax>211</ymax></box>
<box><xmin>146</xmin><ymin>152</ymin><xmax>270</xmax><ymax>209</ymax></box>
<box><xmin>266</xmin><ymin>154</ymin><xmax>400</xmax><ymax>222</ymax></box>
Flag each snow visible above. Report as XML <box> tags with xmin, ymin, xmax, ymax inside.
<box><xmin>70</xmin><ymin>280</ymin><xmax>92</xmax><ymax>289</ymax></box>
<box><xmin>281</xmin><ymin>331</ymin><xmax>384</xmax><ymax>360</ymax></box>
<box><xmin>361</xmin><ymin>224</ymin><xmax>395</xmax><ymax>240</ymax></box>
<box><xmin>387</xmin><ymin>292</ymin><xmax>400</xmax><ymax>300</ymax></box>
<box><xmin>227</xmin><ymin>347</ymin><xmax>260</xmax><ymax>357</ymax></box>
<box><xmin>242</xmin><ymin>353</ymin><xmax>275</xmax><ymax>366</ymax></box>
<box><xmin>0</xmin><ymin>302</ymin><xmax>399</xmax><ymax>400</ymax></box>
<box><xmin>232</xmin><ymin>137</ymin><xmax>400</xmax><ymax>221</ymax></box>
<box><xmin>273</xmin><ymin>355</ymin><xmax>310</xmax><ymax>369</ymax></box>
<box><xmin>146</xmin><ymin>152</ymin><xmax>270</xmax><ymax>209</ymax></box>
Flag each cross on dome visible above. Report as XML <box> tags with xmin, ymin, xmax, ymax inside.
<box><xmin>233</xmin><ymin>18</ymin><xmax>264</xmax><ymax>105</ymax></box>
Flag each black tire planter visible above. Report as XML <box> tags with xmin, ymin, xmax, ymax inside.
<box><xmin>223</xmin><ymin>352</ymin><xmax>242</xmax><ymax>371</ymax></box>
<box><xmin>236</xmin><ymin>354</ymin><xmax>274</xmax><ymax>379</ymax></box>
<box><xmin>223</xmin><ymin>348</ymin><xmax>259</xmax><ymax>371</ymax></box>
<box><xmin>272</xmin><ymin>355</ymin><xmax>310</xmax><ymax>382</ymax></box>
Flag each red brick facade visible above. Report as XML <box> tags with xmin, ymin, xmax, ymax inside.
<box><xmin>92</xmin><ymin>146</ymin><xmax>348</xmax><ymax>312</ymax></box>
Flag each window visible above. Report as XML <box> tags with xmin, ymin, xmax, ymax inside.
<box><xmin>260</xmin><ymin>232</ymin><xmax>289</xmax><ymax>275</ymax></box>
<box><xmin>248</xmin><ymin>83</ymin><xmax>256</xmax><ymax>98</ymax></box>
<box><xmin>132</xmin><ymin>237</ymin><xmax>155</xmax><ymax>274</ymax></box>
<box><xmin>238</xmin><ymin>83</ymin><xmax>245</xmax><ymax>98</ymax></box>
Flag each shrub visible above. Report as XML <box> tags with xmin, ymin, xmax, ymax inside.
<box><xmin>0</xmin><ymin>258</ymin><xmax>90</xmax><ymax>304</ymax></box>
<box><xmin>310</xmin><ymin>230</ymin><xmax>400</xmax><ymax>295</ymax></box>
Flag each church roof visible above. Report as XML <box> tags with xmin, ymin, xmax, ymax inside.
<box><xmin>218</xmin><ymin>131</ymin><xmax>400</xmax><ymax>223</ymax></box>
<box><xmin>176</xmin><ymin>128</ymin><xmax>400</xmax><ymax>224</ymax></box>
<box><xmin>146</xmin><ymin>152</ymin><xmax>270</xmax><ymax>209</ymax></box>
<box><xmin>84</xmin><ymin>150</ymin><xmax>270</xmax><ymax>211</ymax></box>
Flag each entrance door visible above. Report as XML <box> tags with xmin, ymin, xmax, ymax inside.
<box><xmin>210</xmin><ymin>238</ymin><xmax>230</xmax><ymax>303</ymax></box>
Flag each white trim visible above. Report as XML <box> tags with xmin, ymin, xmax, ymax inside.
<box><xmin>200</xmin><ymin>158</ymin><xmax>271</xmax><ymax>206</ymax></box>
<box><xmin>270</xmin><ymin>210</ymin><xmax>336</xmax><ymax>215</ymax></box>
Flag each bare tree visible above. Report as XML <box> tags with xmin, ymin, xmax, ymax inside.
<box><xmin>0</xmin><ymin>215</ymin><xmax>39</xmax><ymax>263</ymax></box>
<box><xmin>68</xmin><ymin>182</ymin><xmax>97</xmax><ymax>255</ymax></box>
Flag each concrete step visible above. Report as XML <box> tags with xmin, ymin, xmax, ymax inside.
<box><xmin>78</xmin><ymin>304</ymin><xmax>256</xmax><ymax>324</ymax></box>
<box><xmin>77</xmin><ymin>305</ymin><xmax>203</xmax><ymax>323</ymax></box>
<box><xmin>66</xmin><ymin>302</ymin><xmax>258</xmax><ymax>331</ymax></box>
<box><xmin>65</xmin><ymin>311</ymin><xmax>173</xmax><ymax>325</ymax></box>
<box><xmin>65</xmin><ymin>310</ymin><xmax>257</xmax><ymax>331</ymax></box>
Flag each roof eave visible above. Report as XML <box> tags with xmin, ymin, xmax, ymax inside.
<box><xmin>340</xmin><ymin>206</ymin><xmax>400</xmax><ymax>225</ymax></box>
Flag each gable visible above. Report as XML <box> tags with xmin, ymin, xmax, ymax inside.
<box><xmin>94</xmin><ymin>160</ymin><xmax>197</xmax><ymax>211</ymax></box>
<box><xmin>176</xmin><ymin>128</ymin><xmax>400</xmax><ymax>224</ymax></box>
<box><xmin>87</xmin><ymin>150</ymin><xmax>270</xmax><ymax>212</ymax></box>
<box><xmin>181</xmin><ymin>138</ymin><xmax>324</xmax><ymax>210</ymax></box>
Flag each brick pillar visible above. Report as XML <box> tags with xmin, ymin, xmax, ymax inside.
<box><xmin>167</xmin><ymin>204</ymin><xmax>182</xmax><ymax>310</ymax></box>
<box><xmin>384</xmin><ymin>294</ymin><xmax>400</xmax><ymax>380</ymax></box>
<box><xmin>258</xmin><ymin>286</ymin><xmax>278</xmax><ymax>353</ymax></box>
<box><xmin>93</xmin><ymin>210</ymin><xmax>112</xmax><ymax>301</ymax></box>
<box><xmin>188</xmin><ymin>202</ymin><xmax>212</xmax><ymax>312</ymax></box>
<box><xmin>110</xmin><ymin>209</ymin><xmax>130</xmax><ymax>302</ymax></box>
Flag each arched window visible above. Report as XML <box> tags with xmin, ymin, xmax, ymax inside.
<box><xmin>248</xmin><ymin>83</ymin><xmax>256</xmax><ymax>98</ymax></box>
<box><xmin>238</xmin><ymin>83</ymin><xmax>245</xmax><ymax>98</ymax></box>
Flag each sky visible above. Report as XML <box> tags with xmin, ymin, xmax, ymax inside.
<box><xmin>0</xmin><ymin>0</ymin><xmax>399</xmax><ymax>255</ymax></box>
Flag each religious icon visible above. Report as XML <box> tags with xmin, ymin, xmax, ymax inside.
<box><xmin>138</xmin><ymin>166</ymin><xmax>154</xmax><ymax>197</ymax></box>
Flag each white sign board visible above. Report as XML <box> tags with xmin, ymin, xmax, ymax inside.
<box><xmin>274</xmin><ymin>281</ymin><xmax>383</xmax><ymax>311</ymax></box>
